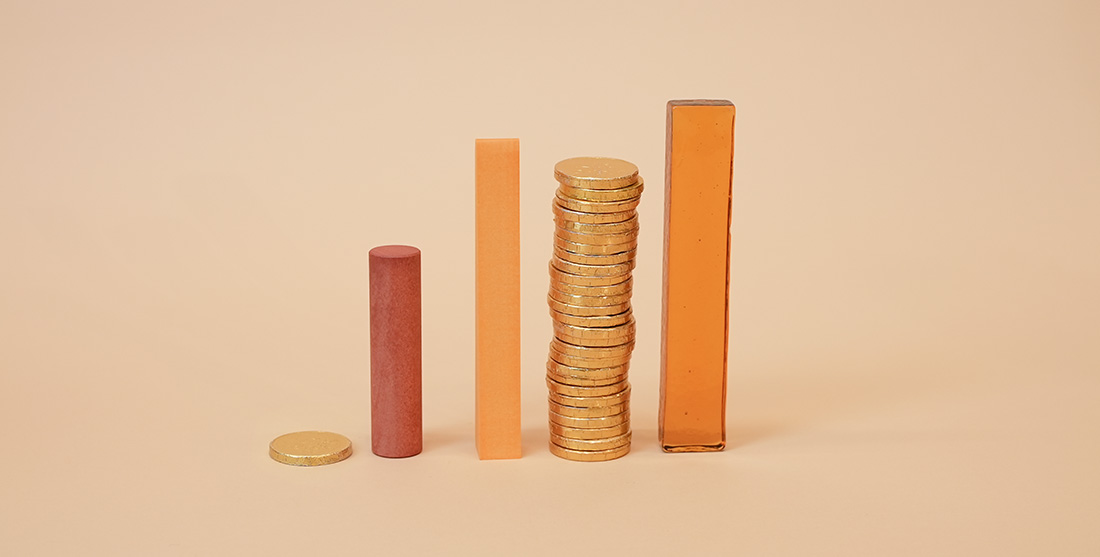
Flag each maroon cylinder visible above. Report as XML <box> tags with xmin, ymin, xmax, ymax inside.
<box><xmin>369</xmin><ymin>245</ymin><xmax>423</xmax><ymax>457</ymax></box>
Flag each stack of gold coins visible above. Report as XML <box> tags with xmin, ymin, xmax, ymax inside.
<box><xmin>547</xmin><ymin>157</ymin><xmax>642</xmax><ymax>462</ymax></box>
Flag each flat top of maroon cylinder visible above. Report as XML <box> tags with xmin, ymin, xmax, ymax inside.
<box><xmin>369</xmin><ymin>245</ymin><xmax>420</xmax><ymax>259</ymax></box>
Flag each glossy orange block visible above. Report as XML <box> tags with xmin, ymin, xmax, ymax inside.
<box><xmin>660</xmin><ymin>100</ymin><xmax>735</xmax><ymax>452</ymax></box>
<box><xmin>474</xmin><ymin>138</ymin><xmax>522</xmax><ymax>459</ymax></box>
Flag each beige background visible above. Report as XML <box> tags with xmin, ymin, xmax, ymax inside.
<box><xmin>2</xmin><ymin>1</ymin><xmax>1098</xmax><ymax>555</ymax></box>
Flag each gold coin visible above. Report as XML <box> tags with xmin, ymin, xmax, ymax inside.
<box><xmin>549</xmin><ymin>407</ymin><xmax>630</xmax><ymax>429</ymax></box>
<box><xmin>549</xmin><ymin>398</ymin><xmax>628</xmax><ymax>418</ymax></box>
<box><xmin>549</xmin><ymin>263</ymin><xmax>631</xmax><ymax>287</ymax></box>
<box><xmin>551</xmin><ymin>276</ymin><xmax>633</xmax><ymax>297</ymax></box>
<box><xmin>554</xmin><ymin>330</ymin><xmax>635</xmax><ymax>349</ymax></box>
<box><xmin>546</xmin><ymin>376</ymin><xmax>629</xmax><ymax>397</ymax></box>
<box><xmin>552</xmin><ymin>202</ymin><xmax>635</xmax><ymax>224</ymax></box>
<box><xmin>555</xmin><ymin>193</ymin><xmax>640</xmax><ymax>214</ymax></box>
<box><xmin>550</xmin><ymin>431</ymin><xmax>632</xmax><ymax>452</ymax></box>
<box><xmin>551</xmin><ymin>337</ymin><xmax>634</xmax><ymax>358</ymax></box>
<box><xmin>551</xmin><ymin>254</ymin><xmax>635</xmax><ymax>275</ymax></box>
<box><xmin>549</xmin><ymin>384</ymin><xmax>632</xmax><ymax>408</ymax></box>
<box><xmin>550</xmin><ymin>307</ymin><xmax>632</xmax><ymax>328</ymax></box>
<box><xmin>553</xmin><ymin>235</ymin><xmax>637</xmax><ymax>256</ymax></box>
<box><xmin>556</xmin><ymin>214</ymin><xmax>639</xmax><ymax>234</ymax></box>
<box><xmin>553</xmin><ymin>246</ymin><xmax>637</xmax><ymax>266</ymax></box>
<box><xmin>556</xmin><ymin>226</ymin><xmax>639</xmax><ymax>246</ymax></box>
<box><xmin>557</xmin><ymin>179</ymin><xmax>644</xmax><ymax>203</ymax></box>
<box><xmin>547</xmin><ymin>295</ymin><xmax>631</xmax><ymax>317</ymax></box>
<box><xmin>549</xmin><ymin>420</ymin><xmax>631</xmax><ymax>439</ymax></box>
<box><xmin>549</xmin><ymin>441</ymin><xmax>631</xmax><ymax>462</ymax></box>
<box><xmin>269</xmin><ymin>431</ymin><xmax>352</xmax><ymax>466</ymax></box>
<box><xmin>549</xmin><ymin>286</ymin><xmax>632</xmax><ymax>308</ymax></box>
<box><xmin>554</xmin><ymin>157</ymin><xmax>639</xmax><ymax>190</ymax></box>
<box><xmin>546</xmin><ymin>363</ymin><xmax>629</xmax><ymax>386</ymax></box>
<box><xmin>553</xmin><ymin>318</ymin><xmax>635</xmax><ymax>342</ymax></box>
<box><xmin>549</xmin><ymin>347</ymin><xmax>632</xmax><ymax>369</ymax></box>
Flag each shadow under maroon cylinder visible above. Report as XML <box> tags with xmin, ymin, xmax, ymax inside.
<box><xmin>369</xmin><ymin>245</ymin><xmax>423</xmax><ymax>458</ymax></box>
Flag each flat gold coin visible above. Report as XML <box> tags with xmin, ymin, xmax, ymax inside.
<box><xmin>269</xmin><ymin>431</ymin><xmax>352</xmax><ymax>466</ymax></box>
<box><xmin>552</xmin><ymin>246</ymin><xmax>636</xmax><ymax>266</ymax></box>
<box><xmin>553</xmin><ymin>318</ymin><xmax>636</xmax><ymax>343</ymax></box>
<box><xmin>548</xmin><ymin>286</ymin><xmax>632</xmax><ymax>308</ymax></box>
<box><xmin>549</xmin><ymin>440</ymin><xmax>631</xmax><ymax>462</ymax></box>
<box><xmin>549</xmin><ymin>407</ymin><xmax>631</xmax><ymax>429</ymax></box>
<box><xmin>549</xmin><ymin>263</ymin><xmax>632</xmax><ymax>287</ymax></box>
<box><xmin>546</xmin><ymin>365</ymin><xmax>629</xmax><ymax>386</ymax></box>
<box><xmin>549</xmin><ymin>420</ymin><xmax>631</xmax><ymax>439</ymax></box>
<box><xmin>554</xmin><ymin>157</ymin><xmax>639</xmax><ymax>190</ymax></box>
<box><xmin>549</xmin><ymin>398</ymin><xmax>628</xmax><ymax>418</ymax></box>
<box><xmin>547</xmin><ymin>361</ymin><xmax>630</xmax><ymax>383</ymax></box>
<box><xmin>551</xmin><ymin>276</ymin><xmax>633</xmax><ymax>297</ymax></box>
<box><xmin>547</xmin><ymin>295</ymin><xmax>631</xmax><ymax>317</ymax></box>
<box><xmin>546</xmin><ymin>376</ymin><xmax>629</xmax><ymax>397</ymax></box>
<box><xmin>557</xmin><ymin>179</ymin><xmax>644</xmax><ymax>203</ymax></box>
<box><xmin>555</xmin><ymin>193</ymin><xmax>640</xmax><ymax>214</ymax></box>
<box><xmin>554</xmin><ymin>332</ymin><xmax>636</xmax><ymax>349</ymax></box>
<box><xmin>549</xmin><ymin>348</ymin><xmax>632</xmax><ymax>370</ymax></box>
<box><xmin>550</xmin><ymin>431</ymin><xmax>632</xmax><ymax>452</ymax></box>
<box><xmin>551</xmin><ymin>337</ymin><xmax>634</xmax><ymax>357</ymax></box>
<box><xmin>556</xmin><ymin>226</ymin><xmax>639</xmax><ymax>246</ymax></box>
<box><xmin>553</xmin><ymin>234</ymin><xmax>637</xmax><ymax>255</ymax></box>
<box><xmin>549</xmin><ymin>384</ymin><xmax>632</xmax><ymax>408</ymax></box>
<box><xmin>556</xmin><ymin>214</ymin><xmax>639</xmax><ymax>234</ymax></box>
<box><xmin>552</xmin><ymin>202</ymin><xmax>635</xmax><ymax>224</ymax></box>
<box><xmin>551</xmin><ymin>254</ymin><xmax>635</xmax><ymax>275</ymax></box>
<box><xmin>550</xmin><ymin>307</ymin><xmax>632</xmax><ymax>328</ymax></box>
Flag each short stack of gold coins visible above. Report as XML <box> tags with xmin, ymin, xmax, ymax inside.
<box><xmin>547</xmin><ymin>156</ymin><xmax>643</xmax><ymax>462</ymax></box>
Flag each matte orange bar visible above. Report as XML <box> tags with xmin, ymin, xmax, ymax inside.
<box><xmin>475</xmin><ymin>138</ymin><xmax>522</xmax><ymax>459</ymax></box>
<box><xmin>660</xmin><ymin>101</ymin><xmax>735</xmax><ymax>452</ymax></box>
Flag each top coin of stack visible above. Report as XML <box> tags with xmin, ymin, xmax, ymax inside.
<box><xmin>547</xmin><ymin>157</ymin><xmax>643</xmax><ymax>462</ymax></box>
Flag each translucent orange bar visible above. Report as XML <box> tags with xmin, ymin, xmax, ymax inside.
<box><xmin>475</xmin><ymin>138</ymin><xmax>522</xmax><ymax>459</ymax></box>
<box><xmin>659</xmin><ymin>101</ymin><xmax>735</xmax><ymax>452</ymax></box>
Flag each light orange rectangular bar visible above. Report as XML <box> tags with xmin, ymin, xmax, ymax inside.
<box><xmin>475</xmin><ymin>138</ymin><xmax>521</xmax><ymax>459</ymax></box>
<box><xmin>660</xmin><ymin>100</ymin><xmax>735</xmax><ymax>452</ymax></box>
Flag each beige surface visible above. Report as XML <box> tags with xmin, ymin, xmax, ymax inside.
<box><xmin>1</xmin><ymin>1</ymin><xmax>1098</xmax><ymax>555</ymax></box>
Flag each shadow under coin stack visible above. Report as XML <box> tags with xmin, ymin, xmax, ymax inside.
<box><xmin>547</xmin><ymin>157</ymin><xmax>643</xmax><ymax>462</ymax></box>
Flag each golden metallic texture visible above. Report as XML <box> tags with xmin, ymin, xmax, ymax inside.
<box><xmin>556</xmin><ymin>227</ymin><xmax>639</xmax><ymax>247</ymax></box>
<box><xmin>549</xmin><ymin>420</ymin><xmax>631</xmax><ymax>440</ymax></box>
<box><xmin>555</xmin><ymin>193</ymin><xmax>640</xmax><ymax>214</ymax></box>
<box><xmin>546</xmin><ymin>358</ymin><xmax>631</xmax><ymax>381</ymax></box>
<box><xmin>549</xmin><ymin>264</ymin><xmax>631</xmax><ymax>287</ymax></box>
<box><xmin>554</xmin><ymin>157</ymin><xmax>639</xmax><ymax>190</ymax></box>
<box><xmin>546</xmin><ymin>368</ymin><xmax>629</xmax><ymax>387</ymax></box>
<box><xmin>555</xmin><ymin>214</ymin><xmax>639</xmax><ymax>235</ymax></box>
<box><xmin>548</xmin><ymin>286</ymin><xmax>633</xmax><ymax>308</ymax></box>
<box><xmin>550</xmin><ymin>307</ymin><xmax>633</xmax><ymax>328</ymax></box>
<box><xmin>548</xmin><ymin>398</ymin><xmax>628</xmax><ymax>418</ymax></box>
<box><xmin>552</xmin><ymin>202</ymin><xmax>636</xmax><ymax>225</ymax></box>
<box><xmin>550</xmin><ymin>431</ymin><xmax>632</xmax><ymax>452</ymax></box>
<box><xmin>546</xmin><ymin>295</ymin><xmax>631</xmax><ymax>317</ymax></box>
<box><xmin>546</xmin><ymin>376</ymin><xmax>630</xmax><ymax>397</ymax></box>
<box><xmin>551</xmin><ymin>277</ymin><xmax>633</xmax><ymax>297</ymax></box>
<box><xmin>552</xmin><ymin>246</ymin><xmax>637</xmax><ymax>266</ymax></box>
<box><xmin>557</xmin><ymin>179</ymin><xmax>644</xmax><ymax>203</ymax></box>
<box><xmin>551</xmin><ymin>254</ymin><xmax>636</xmax><ymax>275</ymax></box>
<box><xmin>549</xmin><ymin>441</ymin><xmax>631</xmax><ymax>462</ymax></box>
<box><xmin>553</xmin><ymin>318</ymin><xmax>636</xmax><ymax>341</ymax></box>
<box><xmin>269</xmin><ymin>431</ymin><xmax>352</xmax><ymax>466</ymax></box>
<box><xmin>549</xmin><ymin>408</ymin><xmax>630</xmax><ymax>429</ymax></box>
<box><xmin>549</xmin><ymin>384</ymin><xmax>632</xmax><ymax>408</ymax></box>
<box><xmin>553</xmin><ymin>236</ymin><xmax>637</xmax><ymax>257</ymax></box>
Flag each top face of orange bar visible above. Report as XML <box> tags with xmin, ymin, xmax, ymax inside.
<box><xmin>660</xmin><ymin>100</ymin><xmax>735</xmax><ymax>451</ymax></box>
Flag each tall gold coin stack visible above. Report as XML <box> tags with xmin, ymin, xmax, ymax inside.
<box><xmin>547</xmin><ymin>157</ymin><xmax>643</xmax><ymax>462</ymax></box>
